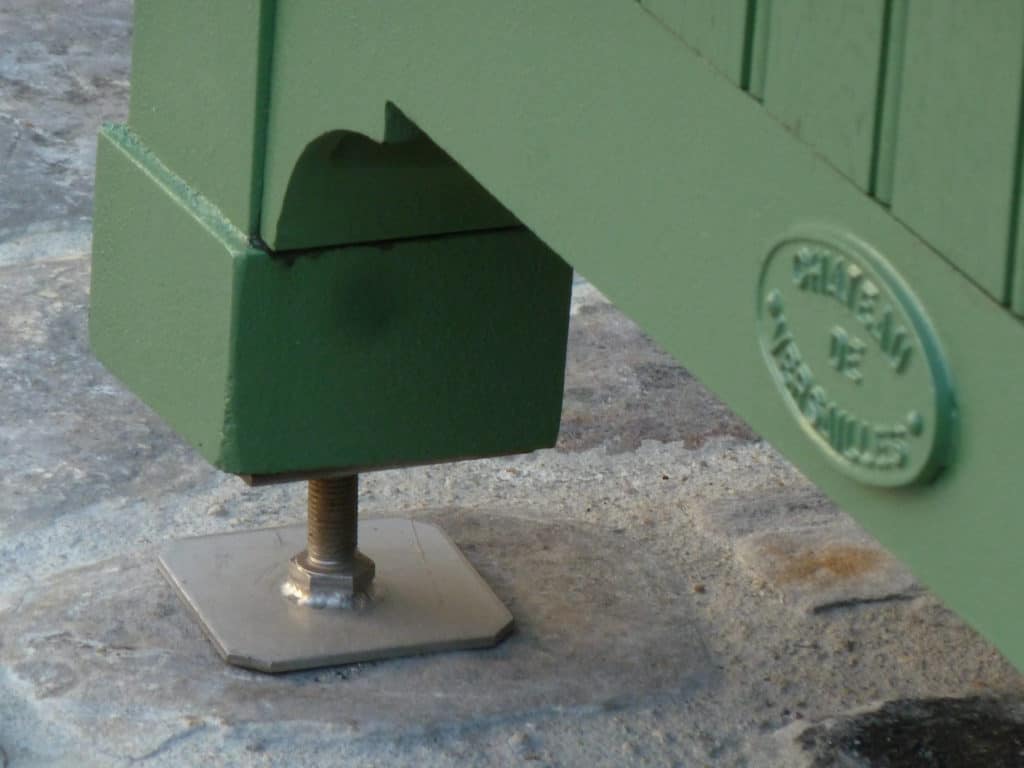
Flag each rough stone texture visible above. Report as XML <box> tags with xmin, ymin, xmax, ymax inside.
<box><xmin>734</xmin><ymin>526</ymin><xmax>922</xmax><ymax>615</ymax></box>
<box><xmin>793</xmin><ymin>697</ymin><xmax>1024</xmax><ymax>767</ymax></box>
<box><xmin>2</xmin><ymin>514</ymin><xmax>711</xmax><ymax>760</ymax></box>
<box><xmin>0</xmin><ymin>0</ymin><xmax>130</xmax><ymax>242</ymax></box>
<box><xmin>2</xmin><ymin>2</ymin><xmax>1024</xmax><ymax>766</ymax></box>
<box><xmin>558</xmin><ymin>286</ymin><xmax>757</xmax><ymax>454</ymax></box>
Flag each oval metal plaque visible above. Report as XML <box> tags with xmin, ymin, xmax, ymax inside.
<box><xmin>756</xmin><ymin>230</ymin><xmax>955</xmax><ymax>487</ymax></box>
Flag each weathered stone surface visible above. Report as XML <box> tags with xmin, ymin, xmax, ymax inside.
<box><xmin>2</xmin><ymin>245</ymin><xmax>1022</xmax><ymax>766</ymax></box>
<box><xmin>694</xmin><ymin>480</ymin><xmax>920</xmax><ymax>614</ymax></box>
<box><xmin>694</xmin><ymin>484</ymin><xmax>843</xmax><ymax>540</ymax></box>
<box><xmin>793</xmin><ymin>696</ymin><xmax>1024</xmax><ymax>767</ymax></box>
<box><xmin>0</xmin><ymin>0</ymin><xmax>130</xmax><ymax>241</ymax></box>
<box><xmin>558</xmin><ymin>283</ymin><xmax>758</xmax><ymax>454</ymax></box>
<box><xmin>735</xmin><ymin>525</ymin><xmax>921</xmax><ymax>614</ymax></box>
<box><xmin>0</xmin><ymin>251</ymin><xmax>214</xmax><ymax>552</ymax></box>
<box><xmin>0</xmin><ymin>511</ymin><xmax>710</xmax><ymax>761</ymax></box>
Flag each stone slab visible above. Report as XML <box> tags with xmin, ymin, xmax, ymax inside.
<box><xmin>0</xmin><ymin>511</ymin><xmax>711</xmax><ymax>762</ymax></box>
<box><xmin>0</xmin><ymin>0</ymin><xmax>130</xmax><ymax>241</ymax></box>
<box><xmin>1</xmin><ymin>241</ymin><xmax>1023</xmax><ymax>765</ymax></box>
<box><xmin>735</xmin><ymin>525</ymin><xmax>921</xmax><ymax>614</ymax></box>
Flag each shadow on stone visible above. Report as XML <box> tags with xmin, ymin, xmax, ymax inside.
<box><xmin>799</xmin><ymin>696</ymin><xmax>1024</xmax><ymax>767</ymax></box>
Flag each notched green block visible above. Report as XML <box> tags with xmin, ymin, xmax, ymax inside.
<box><xmin>268</xmin><ymin>106</ymin><xmax>519</xmax><ymax>250</ymax></box>
<box><xmin>90</xmin><ymin>126</ymin><xmax>572</xmax><ymax>476</ymax></box>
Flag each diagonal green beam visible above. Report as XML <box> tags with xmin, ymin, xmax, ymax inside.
<box><xmin>260</xmin><ymin>0</ymin><xmax>1024</xmax><ymax>668</ymax></box>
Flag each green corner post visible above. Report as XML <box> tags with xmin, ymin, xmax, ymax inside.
<box><xmin>90</xmin><ymin>0</ymin><xmax>571</xmax><ymax>671</ymax></box>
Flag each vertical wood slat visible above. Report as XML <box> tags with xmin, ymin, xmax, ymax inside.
<box><xmin>1008</xmin><ymin>40</ymin><xmax>1024</xmax><ymax>315</ymax></box>
<box><xmin>640</xmin><ymin>0</ymin><xmax>750</xmax><ymax>85</ymax></box>
<box><xmin>891</xmin><ymin>0</ymin><xmax>1024</xmax><ymax>303</ymax></box>
<box><xmin>744</xmin><ymin>0</ymin><xmax>770</xmax><ymax>99</ymax></box>
<box><xmin>761</xmin><ymin>0</ymin><xmax>888</xmax><ymax>191</ymax></box>
<box><xmin>870</xmin><ymin>0</ymin><xmax>908</xmax><ymax>204</ymax></box>
<box><xmin>1012</xmin><ymin>99</ymin><xmax>1024</xmax><ymax>313</ymax></box>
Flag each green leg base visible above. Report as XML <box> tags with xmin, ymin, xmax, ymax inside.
<box><xmin>90</xmin><ymin>126</ymin><xmax>573</xmax><ymax>476</ymax></box>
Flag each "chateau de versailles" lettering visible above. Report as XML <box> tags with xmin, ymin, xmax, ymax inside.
<box><xmin>763</xmin><ymin>246</ymin><xmax>924</xmax><ymax>472</ymax></box>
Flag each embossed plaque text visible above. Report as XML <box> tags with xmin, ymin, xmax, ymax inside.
<box><xmin>757</xmin><ymin>232</ymin><xmax>954</xmax><ymax>487</ymax></box>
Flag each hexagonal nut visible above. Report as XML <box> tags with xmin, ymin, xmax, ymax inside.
<box><xmin>284</xmin><ymin>551</ymin><xmax>376</xmax><ymax>608</ymax></box>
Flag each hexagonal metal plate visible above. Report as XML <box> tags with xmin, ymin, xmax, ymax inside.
<box><xmin>158</xmin><ymin>519</ymin><xmax>513</xmax><ymax>673</ymax></box>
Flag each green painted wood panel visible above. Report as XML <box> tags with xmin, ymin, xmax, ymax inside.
<box><xmin>640</xmin><ymin>0</ymin><xmax>749</xmax><ymax>84</ymax></box>
<box><xmin>763</xmin><ymin>0</ymin><xmax>887</xmax><ymax>191</ymax></box>
<box><xmin>128</xmin><ymin>0</ymin><xmax>276</xmax><ymax>234</ymax></box>
<box><xmin>891</xmin><ymin>0</ymin><xmax>1024</xmax><ymax>302</ymax></box>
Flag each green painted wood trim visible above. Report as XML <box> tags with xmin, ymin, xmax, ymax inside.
<box><xmin>868</xmin><ymin>0</ymin><xmax>908</xmax><ymax>204</ymax></box>
<box><xmin>226</xmin><ymin>233</ymin><xmax>572</xmax><ymax>474</ymax></box>
<box><xmin>249</xmin><ymin>0</ymin><xmax>278</xmax><ymax>236</ymax></box>
<box><xmin>257</xmin><ymin>0</ymin><xmax>1024</xmax><ymax>669</ymax></box>
<box><xmin>126</xmin><ymin>0</ymin><xmax>515</xmax><ymax>250</ymax></box>
<box><xmin>743</xmin><ymin>0</ymin><xmax>771</xmax><ymax>98</ymax></box>
<box><xmin>1007</xmin><ymin>51</ymin><xmax>1024</xmax><ymax>315</ymax></box>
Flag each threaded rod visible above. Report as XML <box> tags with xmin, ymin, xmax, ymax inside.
<box><xmin>306</xmin><ymin>475</ymin><xmax>358</xmax><ymax>567</ymax></box>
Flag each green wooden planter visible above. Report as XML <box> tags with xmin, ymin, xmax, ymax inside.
<box><xmin>91</xmin><ymin>1</ymin><xmax>1024</xmax><ymax>670</ymax></box>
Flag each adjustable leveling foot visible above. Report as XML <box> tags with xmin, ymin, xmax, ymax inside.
<box><xmin>158</xmin><ymin>476</ymin><xmax>513</xmax><ymax>673</ymax></box>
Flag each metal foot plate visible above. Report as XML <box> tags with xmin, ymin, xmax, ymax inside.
<box><xmin>158</xmin><ymin>519</ymin><xmax>513</xmax><ymax>673</ymax></box>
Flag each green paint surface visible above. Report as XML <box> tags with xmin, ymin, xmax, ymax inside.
<box><xmin>90</xmin><ymin>127</ymin><xmax>239</xmax><ymax>462</ymax></box>
<box><xmin>640</xmin><ymin>0</ymin><xmax>749</xmax><ymax>83</ymax></box>
<box><xmin>891</xmin><ymin>0</ymin><xmax>1024</xmax><ymax>302</ymax></box>
<box><xmin>226</xmin><ymin>233</ymin><xmax>573</xmax><ymax>474</ymax></box>
<box><xmin>763</xmin><ymin>0</ymin><xmax>887</xmax><ymax>190</ymax></box>
<box><xmin>268</xmin><ymin>111</ymin><xmax>517</xmax><ymax>250</ymax></box>
<box><xmin>91</xmin><ymin>127</ymin><xmax>572</xmax><ymax>476</ymax></box>
<box><xmin>127</xmin><ymin>0</ymin><xmax>276</xmax><ymax>234</ymax></box>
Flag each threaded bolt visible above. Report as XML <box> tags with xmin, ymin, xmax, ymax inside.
<box><xmin>306</xmin><ymin>475</ymin><xmax>359</xmax><ymax>567</ymax></box>
<box><xmin>283</xmin><ymin>474</ymin><xmax>376</xmax><ymax>607</ymax></box>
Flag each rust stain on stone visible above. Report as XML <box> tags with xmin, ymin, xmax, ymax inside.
<box><xmin>768</xmin><ymin>544</ymin><xmax>884</xmax><ymax>587</ymax></box>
